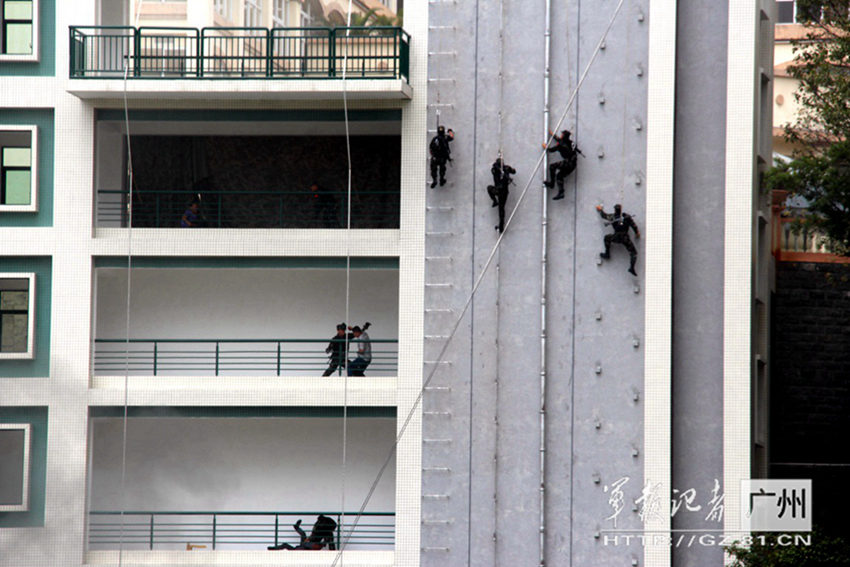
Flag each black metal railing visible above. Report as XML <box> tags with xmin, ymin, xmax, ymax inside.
<box><xmin>93</xmin><ymin>338</ymin><xmax>398</xmax><ymax>376</ymax></box>
<box><xmin>70</xmin><ymin>26</ymin><xmax>410</xmax><ymax>81</ymax></box>
<box><xmin>96</xmin><ymin>189</ymin><xmax>400</xmax><ymax>229</ymax></box>
<box><xmin>88</xmin><ymin>510</ymin><xmax>395</xmax><ymax>550</ymax></box>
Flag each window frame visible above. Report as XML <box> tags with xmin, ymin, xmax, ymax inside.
<box><xmin>0</xmin><ymin>423</ymin><xmax>31</xmax><ymax>512</ymax></box>
<box><xmin>0</xmin><ymin>125</ymin><xmax>38</xmax><ymax>212</ymax></box>
<box><xmin>0</xmin><ymin>0</ymin><xmax>38</xmax><ymax>62</ymax></box>
<box><xmin>0</xmin><ymin>272</ymin><xmax>35</xmax><ymax>359</ymax></box>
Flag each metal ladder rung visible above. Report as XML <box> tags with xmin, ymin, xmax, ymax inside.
<box><xmin>426</xmin><ymin>231</ymin><xmax>454</xmax><ymax>236</ymax></box>
<box><xmin>425</xmin><ymin>307</ymin><xmax>454</xmax><ymax>312</ymax></box>
<box><xmin>423</xmin><ymin>494</ymin><xmax>451</xmax><ymax>500</ymax></box>
<box><xmin>426</xmin><ymin>205</ymin><xmax>454</xmax><ymax>211</ymax></box>
<box><xmin>424</xmin><ymin>360</ymin><xmax>452</xmax><ymax>365</ymax></box>
<box><xmin>425</xmin><ymin>385</ymin><xmax>452</xmax><ymax>392</ymax></box>
<box><xmin>425</xmin><ymin>256</ymin><xmax>453</xmax><ymax>262</ymax></box>
<box><xmin>422</xmin><ymin>547</ymin><xmax>452</xmax><ymax>552</ymax></box>
<box><xmin>423</xmin><ymin>438</ymin><xmax>452</xmax><ymax>444</ymax></box>
<box><xmin>425</xmin><ymin>335</ymin><xmax>450</xmax><ymax>339</ymax></box>
<box><xmin>423</xmin><ymin>466</ymin><xmax>452</xmax><ymax>472</ymax></box>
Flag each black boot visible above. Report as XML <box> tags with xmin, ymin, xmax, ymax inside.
<box><xmin>628</xmin><ymin>257</ymin><xmax>637</xmax><ymax>276</ymax></box>
<box><xmin>553</xmin><ymin>189</ymin><xmax>565</xmax><ymax>200</ymax></box>
<box><xmin>544</xmin><ymin>179</ymin><xmax>554</xmax><ymax>188</ymax></box>
<box><xmin>600</xmin><ymin>252</ymin><xmax>610</xmax><ymax>260</ymax></box>
<box><xmin>430</xmin><ymin>179</ymin><xmax>437</xmax><ymax>188</ymax></box>
<box><xmin>440</xmin><ymin>177</ymin><xmax>447</xmax><ymax>186</ymax></box>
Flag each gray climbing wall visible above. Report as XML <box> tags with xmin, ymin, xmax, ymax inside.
<box><xmin>422</xmin><ymin>0</ymin><xmax>649</xmax><ymax>566</ymax></box>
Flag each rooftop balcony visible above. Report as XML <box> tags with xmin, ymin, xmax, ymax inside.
<box><xmin>67</xmin><ymin>26</ymin><xmax>411</xmax><ymax>100</ymax></box>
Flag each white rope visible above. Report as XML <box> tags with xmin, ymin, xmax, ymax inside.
<box><xmin>115</xmin><ymin>6</ymin><xmax>147</xmax><ymax>564</ymax></box>
<box><xmin>116</xmin><ymin>50</ymin><xmax>137</xmax><ymax>567</ymax></box>
<box><xmin>329</xmin><ymin>0</ymin><xmax>627</xmax><ymax>557</ymax></box>
<box><xmin>339</xmin><ymin>1</ymin><xmax>356</xmax><ymax>564</ymax></box>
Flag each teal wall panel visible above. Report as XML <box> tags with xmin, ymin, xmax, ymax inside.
<box><xmin>0</xmin><ymin>0</ymin><xmax>56</xmax><ymax>76</ymax></box>
<box><xmin>0</xmin><ymin>110</ymin><xmax>54</xmax><ymax>227</ymax></box>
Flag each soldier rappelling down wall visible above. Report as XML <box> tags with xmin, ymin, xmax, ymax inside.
<box><xmin>487</xmin><ymin>158</ymin><xmax>516</xmax><ymax>233</ymax></box>
<box><xmin>597</xmin><ymin>204</ymin><xmax>641</xmax><ymax>276</ymax></box>
<box><xmin>429</xmin><ymin>126</ymin><xmax>455</xmax><ymax>188</ymax></box>
<box><xmin>543</xmin><ymin>129</ymin><xmax>583</xmax><ymax>200</ymax></box>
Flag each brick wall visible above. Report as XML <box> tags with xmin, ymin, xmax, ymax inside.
<box><xmin>771</xmin><ymin>261</ymin><xmax>850</xmax><ymax>529</ymax></box>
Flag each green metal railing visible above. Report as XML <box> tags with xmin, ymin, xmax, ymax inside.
<box><xmin>88</xmin><ymin>510</ymin><xmax>395</xmax><ymax>550</ymax></box>
<box><xmin>96</xmin><ymin>188</ymin><xmax>400</xmax><ymax>229</ymax></box>
<box><xmin>69</xmin><ymin>26</ymin><xmax>410</xmax><ymax>81</ymax></box>
<box><xmin>93</xmin><ymin>338</ymin><xmax>398</xmax><ymax>376</ymax></box>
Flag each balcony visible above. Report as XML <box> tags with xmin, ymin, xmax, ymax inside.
<box><xmin>86</xmin><ymin>411</ymin><xmax>396</xmax><ymax>561</ymax></box>
<box><xmin>93</xmin><ymin>115</ymin><xmax>402</xmax><ymax>231</ymax></box>
<box><xmin>91</xmin><ymin>264</ymin><xmax>399</xmax><ymax>389</ymax></box>
<box><xmin>67</xmin><ymin>26</ymin><xmax>411</xmax><ymax>100</ymax></box>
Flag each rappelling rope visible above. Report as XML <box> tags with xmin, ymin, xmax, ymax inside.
<box><xmin>339</xmin><ymin>0</ymin><xmax>356</xmax><ymax>564</ymax></box>
<box><xmin>116</xmin><ymin>3</ymin><xmax>145</xmax><ymax>565</ymax></box>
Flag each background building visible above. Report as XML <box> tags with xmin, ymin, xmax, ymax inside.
<box><xmin>1</xmin><ymin>1</ymin><xmax>773</xmax><ymax>566</ymax></box>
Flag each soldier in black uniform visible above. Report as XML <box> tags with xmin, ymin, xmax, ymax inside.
<box><xmin>429</xmin><ymin>125</ymin><xmax>454</xmax><ymax>188</ymax></box>
<box><xmin>543</xmin><ymin>129</ymin><xmax>582</xmax><ymax>200</ymax></box>
<box><xmin>322</xmin><ymin>323</ymin><xmax>350</xmax><ymax>376</ymax></box>
<box><xmin>596</xmin><ymin>204</ymin><xmax>641</xmax><ymax>276</ymax></box>
<box><xmin>487</xmin><ymin>157</ymin><xmax>516</xmax><ymax>233</ymax></box>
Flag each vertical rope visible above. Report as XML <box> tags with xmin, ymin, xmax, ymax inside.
<box><xmin>340</xmin><ymin>1</ymin><xmax>356</xmax><ymax>564</ymax></box>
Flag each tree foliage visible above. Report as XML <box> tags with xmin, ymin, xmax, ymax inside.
<box><xmin>726</xmin><ymin>529</ymin><xmax>850</xmax><ymax>567</ymax></box>
<box><xmin>777</xmin><ymin>0</ymin><xmax>850</xmax><ymax>254</ymax></box>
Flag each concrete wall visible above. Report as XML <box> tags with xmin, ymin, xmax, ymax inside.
<box><xmin>424</xmin><ymin>0</ymin><xmax>647</xmax><ymax>565</ymax></box>
<box><xmin>670</xmin><ymin>1</ymin><xmax>728</xmax><ymax>565</ymax></box>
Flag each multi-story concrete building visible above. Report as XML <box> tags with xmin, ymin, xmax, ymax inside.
<box><xmin>1</xmin><ymin>1</ymin><xmax>772</xmax><ymax>567</ymax></box>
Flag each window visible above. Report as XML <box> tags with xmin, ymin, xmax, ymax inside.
<box><xmin>244</xmin><ymin>0</ymin><xmax>261</xmax><ymax>27</ymax></box>
<box><xmin>777</xmin><ymin>0</ymin><xmax>795</xmax><ymax>23</ymax></box>
<box><xmin>273</xmin><ymin>0</ymin><xmax>288</xmax><ymax>27</ymax></box>
<box><xmin>0</xmin><ymin>274</ymin><xmax>35</xmax><ymax>359</ymax></box>
<box><xmin>0</xmin><ymin>0</ymin><xmax>37</xmax><ymax>59</ymax></box>
<box><xmin>0</xmin><ymin>423</ymin><xmax>31</xmax><ymax>512</ymax></box>
<box><xmin>0</xmin><ymin>126</ymin><xmax>37</xmax><ymax>212</ymax></box>
<box><xmin>300</xmin><ymin>0</ymin><xmax>315</xmax><ymax>27</ymax></box>
<box><xmin>214</xmin><ymin>0</ymin><xmax>231</xmax><ymax>21</ymax></box>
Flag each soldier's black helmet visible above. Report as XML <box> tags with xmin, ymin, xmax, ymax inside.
<box><xmin>437</xmin><ymin>125</ymin><xmax>445</xmax><ymax>135</ymax></box>
<box><xmin>614</xmin><ymin>204</ymin><xmax>622</xmax><ymax>214</ymax></box>
<box><xmin>561</xmin><ymin>130</ymin><xmax>571</xmax><ymax>140</ymax></box>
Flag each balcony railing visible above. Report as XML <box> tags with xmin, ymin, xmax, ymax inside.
<box><xmin>96</xmin><ymin>189</ymin><xmax>400</xmax><ymax>229</ymax></box>
<box><xmin>93</xmin><ymin>338</ymin><xmax>398</xmax><ymax>376</ymax></box>
<box><xmin>88</xmin><ymin>510</ymin><xmax>395</xmax><ymax>550</ymax></box>
<box><xmin>70</xmin><ymin>26</ymin><xmax>410</xmax><ymax>81</ymax></box>
<box><xmin>776</xmin><ymin>217</ymin><xmax>834</xmax><ymax>254</ymax></box>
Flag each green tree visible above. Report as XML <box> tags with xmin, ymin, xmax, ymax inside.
<box><xmin>726</xmin><ymin>530</ymin><xmax>850</xmax><ymax>567</ymax></box>
<box><xmin>774</xmin><ymin>0</ymin><xmax>850</xmax><ymax>254</ymax></box>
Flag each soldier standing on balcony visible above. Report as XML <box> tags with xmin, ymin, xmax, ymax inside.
<box><xmin>596</xmin><ymin>203</ymin><xmax>641</xmax><ymax>276</ymax></box>
<box><xmin>429</xmin><ymin>125</ymin><xmax>454</xmax><ymax>188</ymax></box>
<box><xmin>322</xmin><ymin>323</ymin><xmax>351</xmax><ymax>376</ymax></box>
